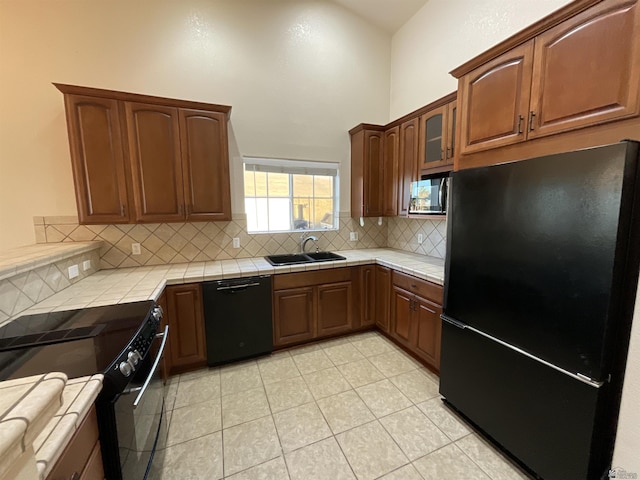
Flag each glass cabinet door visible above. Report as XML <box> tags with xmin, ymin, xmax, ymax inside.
<box><xmin>419</xmin><ymin>105</ymin><xmax>447</xmax><ymax>172</ymax></box>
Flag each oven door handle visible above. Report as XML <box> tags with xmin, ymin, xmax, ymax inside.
<box><xmin>131</xmin><ymin>325</ymin><xmax>169</xmax><ymax>409</ymax></box>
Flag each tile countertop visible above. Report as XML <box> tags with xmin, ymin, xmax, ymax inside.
<box><xmin>0</xmin><ymin>372</ymin><xmax>103</xmax><ymax>480</ymax></box>
<box><xmin>15</xmin><ymin>248</ymin><xmax>445</xmax><ymax>316</ymax></box>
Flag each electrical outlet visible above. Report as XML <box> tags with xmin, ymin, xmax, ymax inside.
<box><xmin>82</xmin><ymin>260</ymin><xmax>91</xmax><ymax>271</ymax></box>
<box><xmin>350</xmin><ymin>232</ymin><xmax>358</xmax><ymax>241</ymax></box>
<box><xmin>417</xmin><ymin>233</ymin><xmax>424</xmax><ymax>244</ymax></box>
<box><xmin>232</xmin><ymin>237</ymin><xmax>240</xmax><ymax>248</ymax></box>
<box><xmin>68</xmin><ymin>264</ymin><xmax>79</xmax><ymax>279</ymax></box>
<box><xmin>131</xmin><ymin>243</ymin><xmax>141</xmax><ymax>255</ymax></box>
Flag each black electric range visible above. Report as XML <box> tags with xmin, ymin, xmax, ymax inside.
<box><xmin>0</xmin><ymin>301</ymin><xmax>168</xmax><ymax>480</ymax></box>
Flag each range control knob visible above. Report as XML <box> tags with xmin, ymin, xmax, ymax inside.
<box><xmin>119</xmin><ymin>361</ymin><xmax>133</xmax><ymax>377</ymax></box>
<box><xmin>152</xmin><ymin>306</ymin><xmax>163</xmax><ymax>321</ymax></box>
<box><xmin>127</xmin><ymin>350</ymin><xmax>141</xmax><ymax>366</ymax></box>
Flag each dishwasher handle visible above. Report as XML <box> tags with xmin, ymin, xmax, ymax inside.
<box><xmin>216</xmin><ymin>281</ymin><xmax>261</xmax><ymax>292</ymax></box>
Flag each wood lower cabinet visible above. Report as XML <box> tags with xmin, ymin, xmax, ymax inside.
<box><xmin>389</xmin><ymin>271</ymin><xmax>443</xmax><ymax>370</ymax></box>
<box><xmin>47</xmin><ymin>405</ymin><xmax>103</xmax><ymax>480</ymax></box>
<box><xmin>415</xmin><ymin>297</ymin><xmax>442</xmax><ymax>369</ymax></box>
<box><xmin>375</xmin><ymin>266</ymin><xmax>391</xmax><ymax>332</ymax></box>
<box><xmin>273</xmin><ymin>287</ymin><xmax>315</xmax><ymax>345</ymax></box>
<box><xmin>273</xmin><ymin>267</ymin><xmax>366</xmax><ymax>347</ymax></box>
<box><xmin>359</xmin><ymin>265</ymin><xmax>376</xmax><ymax>328</ymax></box>
<box><xmin>55</xmin><ymin>84</ymin><xmax>232</xmax><ymax>225</ymax></box>
<box><xmin>165</xmin><ymin>283</ymin><xmax>207</xmax><ymax>374</ymax></box>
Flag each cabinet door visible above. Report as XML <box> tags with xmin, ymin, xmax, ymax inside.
<box><xmin>529</xmin><ymin>0</ymin><xmax>640</xmax><ymax>139</ymax></box>
<box><xmin>383</xmin><ymin>126</ymin><xmax>399</xmax><ymax>216</ymax></box>
<box><xmin>391</xmin><ymin>286</ymin><xmax>413</xmax><ymax>346</ymax></box>
<box><xmin>418</xmin><ymin>105</ymin><xmax>448</xmax><ymax>174</ymax></box>
<box><xmin>459</xmin><ymin>41</ymin><xmax>534</xmax><ymax>154</ymax></box>
<box><xmin>375</xmin><ymin>266</ymin><xmax>391</xmax><ymax>332</ymax></box>
<box><xmin>317</xmin><ymin>281</ymin><xmax>353</xmax><ymax>337</ymax></box>
<box><xmin>179</xmin><ymin>109</ymin><xmax>232</xmax><ymax>221</ymax></box>
<box><xmin>364</xmin><ymin>130</ymin><xmax>384</xmax><ymax>217</ymax></box>
<box><xmin>398</xmin><ymin>118</ymin><xmax>419</xmax><ymax>216</ymax></box>
<box><xmin>360</xmin><ymin>266</ymin><xmax>376</xmax><ymax>327</ymax></box>
<box><xmin>273</xmin><ymin>287</ymin><xmax>315</xmax><ymax>346</ymax></box>
<box><xmin>414</xmin><ymin>296</ymin><xmax>442</xmax><ymax>369</ymax></box>
<box><xmin>166</xmin><ymin>284</ymin><xmax>207</xmax><ymax>372</ymax></box>
<box><xmin>125</xmin><ymin>102</ymin><xmax>185</xmax><ymax>222</ymax></box>
<box><xmin>64</xmin><ymin>95</ymin><xmax>130</xmax><ymax>223</ymax></box>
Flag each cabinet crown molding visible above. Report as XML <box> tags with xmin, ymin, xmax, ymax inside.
<box><xmin>53</xmin><ymin>83</ymin><xmax>232</xmax><ymax>116</ymax></box>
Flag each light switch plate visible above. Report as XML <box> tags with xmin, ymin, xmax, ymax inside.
<box><xmin>82</xmin><ymin>260</ymin><xmax>91</xmax><ymax>271</ymax></box>
<box><xmin>131</xmin><ymin>243</ymin><xmax>141</xmax><ymax>255</ymax></box>
<box><xmin>68</xmin><ymin>264</ymin><xmax>79</xmax><ymax>279</ymax></box>
<box><xmin>350</xmin><ymin>232</ymin><xmax>358</xmax><ymax>241</ymax></box>
<box><xmin>417</xmin><ymin>233</ymin><xmax>424</xmax><ymax>244</ymax></box>
<box><xmin>232</xmin><ymin>237</ymin><xmax>240</xmax><ymax>248</ymax></box>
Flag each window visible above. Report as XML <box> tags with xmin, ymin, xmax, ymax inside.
<box><xmin>244</xmin><ymin>157</ymin><xmax>339</xmax><ymax>233</ymax></box>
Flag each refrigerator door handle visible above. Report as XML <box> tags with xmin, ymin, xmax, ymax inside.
<box><xmin>440</xmin><ymin>314</ymin><xmax>467</xmax><ymax>329</ymax></box>
<box><xmin>453</xmin><ymin>321</ymin><xmax>605</xmax><ymax>389</ymax></box>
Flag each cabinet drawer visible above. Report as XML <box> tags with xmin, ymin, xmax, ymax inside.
<box><xmin>392</xmin><ymin>271</ymin><xmax>443</xmax><ymax>304</ymax></box>
<box><xmin>273</xmin><ymin>267</ymin><xmax>354</xmax><ymax>290</ymax></box>
<box><xmin>47</xmin><ymin>406</ymin><xmax>101</xmax><ymax>480</ymax></box>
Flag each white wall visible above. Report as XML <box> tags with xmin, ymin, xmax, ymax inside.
<box><xmin>389</xmin><ymin>0</ymin><xmax>574</xmax><ymax>119</ymax></box>
<box><xmin>0</xmin><ymin>0</ymin><xmax>391</xmax><ymax>249</ymax></box>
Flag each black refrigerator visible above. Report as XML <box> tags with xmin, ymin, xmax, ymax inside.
<box><xmin>440</xmin><ymin>141</ymin><xmax>640</xmax><ymax>480</ymax></box>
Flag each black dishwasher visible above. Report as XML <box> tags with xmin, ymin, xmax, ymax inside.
<box><xmin>202</xmin><ymin>275</ymin><xmax>273</xmax><ymax>366</ymax></box>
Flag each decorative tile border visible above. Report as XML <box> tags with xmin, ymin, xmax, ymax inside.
<box><xmin>35</xmin><ymin>214</ymin><xmax>388</xmax><ymax>269</ymax></box>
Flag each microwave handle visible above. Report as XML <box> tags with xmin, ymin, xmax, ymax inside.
<box><xmin>439</xmin><ymin>178</ymin><xmax>445</xmax><ymax>212</ymax></box>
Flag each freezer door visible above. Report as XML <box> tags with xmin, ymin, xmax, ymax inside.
<box><xmin>444</xmin><ymin>142</ymin><xmax>639</xmax><ymax>380</ymax></box>
<box><xmin>439</xmin><ymin>321</ymin><xmax>609</xmax><ymax>480</ymax></box>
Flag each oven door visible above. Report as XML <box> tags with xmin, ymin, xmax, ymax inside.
<box><xmin>116</xmin><ymin>325</ymin><xmax>168</xmax><ymax>480</ymax></box>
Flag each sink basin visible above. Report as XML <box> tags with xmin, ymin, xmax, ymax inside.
<box><xmin>304</xmin><ymin>251</ymin><xmax>346</xmax><ymax>262</ymax></box>
<box><xmin>264</xmin><ymin>251</ymin><xmax>346</xmax><ymax>266</ymax></box>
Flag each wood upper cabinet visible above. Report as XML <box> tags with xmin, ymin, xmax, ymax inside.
<box><xmin>62</xmin><ymin>94</ymin><xmax>131</xmax><ymax>223</ymax></box>
<box><xmin>398</xmin><ymin>118</ymin><xmax>419</xmax><ymax>216</ymax></box>
<box><xmin>418</xmin><ymin>101</ymin><xmax>457</xmax><ymax>173</ymax></box>
<box><xmin>528</xmin><ymin>0</ymin><xmax>640</xmax><ymax>139</ymax></box>
<box><xmin>126</xmin><ymin>102</ymin><xmax>185</xmax><ymax>222</ymax></box>
<box><xmin>55</xmin><ymin>84</ymin><xmax>232</xmax><ymax>224</ymax></box>
<box><xmin>453</xmin><ymin>0</ymin><xmax>640</xmax><ymax>166</ymax></box>
<box><xmin>350</xmin><ymin>126</ymin><xmax>384</xmax><ymax>217</ymax></box>
<box><xmin>273</xmin><ymin>287</ymin><xmax>315</xmax><ymax>346</ymax></box>
<box><xmin>383</xmin><ymin>126</ymin><xmax>400</xmax><ymax>216</ymax></box>
<box><xmin>165</xmin><ymin>283</ymin><xmax>207</xmax><ymax>374</ymax></box>
<box><xmin>458</xmin><ymin>41</ymin><xmax>534</xmax><ymax>155</ymax></box>
<box><xmin>375</xmin><ymin>265</ymin><xmax>391</xmax><ymax>332</ymax></box>
<box><xmin>179</xmin><ymin>109</ymin><xmax>232</xmax><ymax>221</ymax></box>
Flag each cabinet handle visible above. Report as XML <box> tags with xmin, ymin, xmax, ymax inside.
<box><xmin>440</xmin><ymin>148</ymin><xmax>444</xmax><ymax>160</ymax></box>
<box><xmin>185</xmin><ymin>204</ymin><xmax>190</xmax><ymax>216</ymax></box>
<box><xmin>69</xmin><ymin>473</ymin><xmax>80</xmax><ymax>480</ymax></box>
<box><xmin>446</xmin><ymin>146</ymin><xmax>451</xmax><ymax>159</ymax></box>
<box><xmin>120</xmin><ymin>204</ymin><xmax>125</xmax><ymax>216</ymax></box>
<box><xmin>528</xmin><ymin>111</ymin><xmax>536</xmax><ymax>131</ymax></box>
<box><xmin>517</xmin><ymin>115</ymin><xmax>524</xmax><ymax>134</ymax></box>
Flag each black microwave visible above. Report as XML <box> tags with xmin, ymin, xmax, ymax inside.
<box><xmin>409</xmin><ymin>173</ymin><xmax>449</xmax><ymax>215</ymax></box>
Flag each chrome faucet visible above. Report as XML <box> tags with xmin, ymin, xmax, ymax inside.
<box><xmin>300</xmin><ymin>233</ymin><xmax>319</xmax><ymax>253</ymax></box>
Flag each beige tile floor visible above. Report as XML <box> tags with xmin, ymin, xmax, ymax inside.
<box><xmin>156</xmin><ymin>331</ymin><xmax>531</xmax><ymax>480</ymax></box>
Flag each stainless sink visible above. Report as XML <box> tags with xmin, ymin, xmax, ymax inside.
<box><xmin>265</xmin><ymin>251</ymin><xmax>346</xmax><ymax>266</ymax></box>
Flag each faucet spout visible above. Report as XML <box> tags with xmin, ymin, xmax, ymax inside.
<box><xmin>300</xmin><ymin>234</ymin><xmax>319</xmax><ymax>253</ymax></box>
